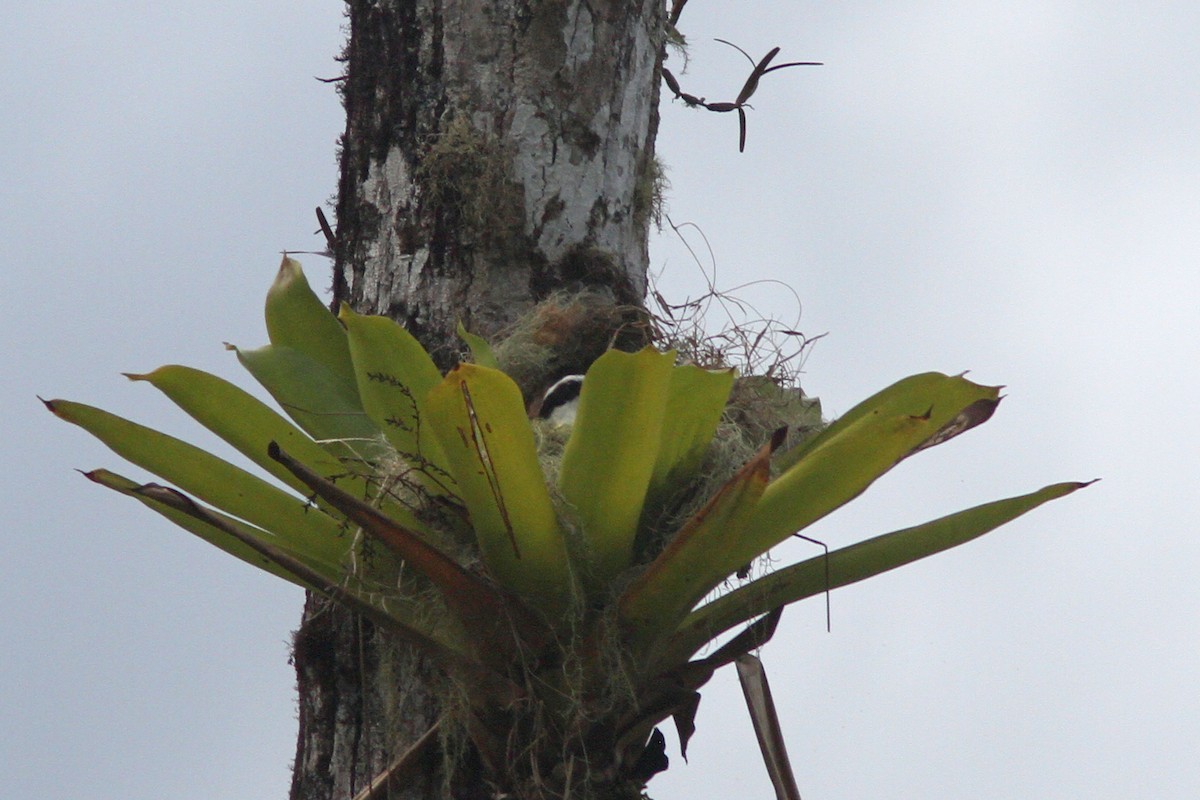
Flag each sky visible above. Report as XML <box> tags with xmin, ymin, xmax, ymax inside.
<box><xmin>4</xmin><ymin>3</ymin><xmax>1197</xmax><ymax>799</ymax></box>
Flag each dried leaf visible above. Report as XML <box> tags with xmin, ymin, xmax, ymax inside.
<box><xmin>737</xmin><ymin>655</ymin><xmax>802</xmax><ymax>800</ymax></box>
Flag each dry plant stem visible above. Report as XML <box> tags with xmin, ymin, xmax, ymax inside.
<box><xmin>131</xmin><ymin>487</ymin><xmax>440</xmax><ymax>659</ymax></box>
<box><xmin>352</xmin><ymin>718</ymin><xmax>445</xmax><ymax>800</ymax></box>
<box><xmin>737</xmin><ymin>655</ymin><xmax>802</xmax><ymax>800</ymax></box>
<box><xmin>266</xmin><ymin>442</ymin><xmax>549</xmax><ymax>660</ymax></box>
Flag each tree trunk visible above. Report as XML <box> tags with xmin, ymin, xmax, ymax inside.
<box><xmin>291</xmin><ymin>2</ymin><xmax>664</xmax><ymax>798</ymax></box>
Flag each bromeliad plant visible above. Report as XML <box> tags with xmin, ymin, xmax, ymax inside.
<box><xmin>47</xmin><ymin>257</ymin><xmax>1090</xmax><ymax>799</ymax></box>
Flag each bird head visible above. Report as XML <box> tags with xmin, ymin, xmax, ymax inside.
<box><xmin>535</xmin><ymin>374</ymin><xmax>584</xmax><ymax>427</ymax></box>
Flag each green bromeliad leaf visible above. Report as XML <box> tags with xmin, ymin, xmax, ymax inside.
<box><xmin>265</xmin><ymin>257</ymin><xmax>357</xmax><ymax>386</ymax></box>
<box><xmin>559</xmin><ymin>347</ymin><xmax>676</xmax><ymax>584</ymax></box>
<box><xmin>614</xmin><ymin>372</ymin><xmax>1009</xmax><ymax>667</ymax></box>
<box><xmin>425</xmin><ymin>363</ymin><xmax>571</xmax><ymax>608</ymax></box>
<box><xmin>736</xmin><ymin>372</ymin><xmax>1001</xmax><ymax>569</ymax></box>
<box><xmin>48</xmin><ymin>250</ymin><xmax>1091</xmax><ymax>743</ymax></box>
<box><xmin>659</xmin><ymin>480</ymin><xmax>1094</xmax><ymax>670</ymax></box>
<box><xmin>773</xmin><ymin>372</ymin><xmax>992</xmax><ymax>472</ymax></box>
<box><xmin>647</xmin><ymin>364</ymin><xmax>736</xmax><ymax>502</ymax></box>
<box><xmin>44</xmin><ymin>399</ymin><xmax>352</xmax><ymax>567</ymax></box>
<box><xmin>125</xmin><ymin>365</ymin><xmax>344</xmax><ymax>495</ymax></box>
<box><xmin>88</xmin><ymin>468</ymin><xmax>473</xmax><ymax>659</ymax></box>
<box><xmin>84</xmin><ymin>468</ymin><xmax>327</xmax><ymax>589</ymax></box>
<box><xmin>234</xmin><ymin>343</ymin><xmax>380</xmax><ymax>448</ymax></box>
<box><xmin>266</xmin><ymin>440</ymin><xmax>543</xmax><ymax>657</ymax></box>
<box><xmin>619</xmin><ymin>431</ymin><xmax>777</xmax><ymax>657</ymax></box>
<box><xmin>126</xmin><ymin>364</ymin><xmax>428</xmax><ymax>535</ymax></box>
<box><xmin>456</xmin><ymin>321</ymin><xmax>500</xmax><ymax>370</ymax></box>
<box><xmin>340</xmin><ymin>305</ymin><xmax>454</xmax><ymax>494</ymax></box>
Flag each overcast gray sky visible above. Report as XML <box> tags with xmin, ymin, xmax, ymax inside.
<box><xmin>5</xmin><ymin>3</ymin><xmax>1197</xmax><ymax>799</ymax></box>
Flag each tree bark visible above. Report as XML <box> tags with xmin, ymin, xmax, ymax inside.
<box><xmin>330</xmin><ymin>0</ymin><xmax>662</xmax><ymax>355</ymax></box>
<box><xmin>291</xmin><ymin>2</ymin><xmax>664</xmax><ymax>798</ymax></box>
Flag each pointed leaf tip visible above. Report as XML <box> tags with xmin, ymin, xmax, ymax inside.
<box><xmin>265</xmin><ymin>258</ymin><xmax>354</xmax><ymax>384</ymax></box>
<box><xmin>743</xmin><ymin>372</ymin><xmax>1004</xmax><ymax>563</ymax></box>
<box><xmin>909</xmin><ymin>396</ymin><xmax>1000</xmax><ymax>457</ymax></box>
<box><xmin>664</xmin><ymin>479</ymin><xmax>1093</xmax><ymax>666</ymax></box>
<box><xmin>456</xmin><ymin>321</ymin><xmax>500</xmax><ymax>370</ymax></box>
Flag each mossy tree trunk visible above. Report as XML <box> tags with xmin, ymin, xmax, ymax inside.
<box><xmin>290</xmin><ymin>2</ymin><xmax>664</xmax><ymax>798</ymax></box>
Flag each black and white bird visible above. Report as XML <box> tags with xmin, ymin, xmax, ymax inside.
<box><xmin>536</xmin><ymin>374</ymin><xmax>584</xmax><ymax>426</ymax></box>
